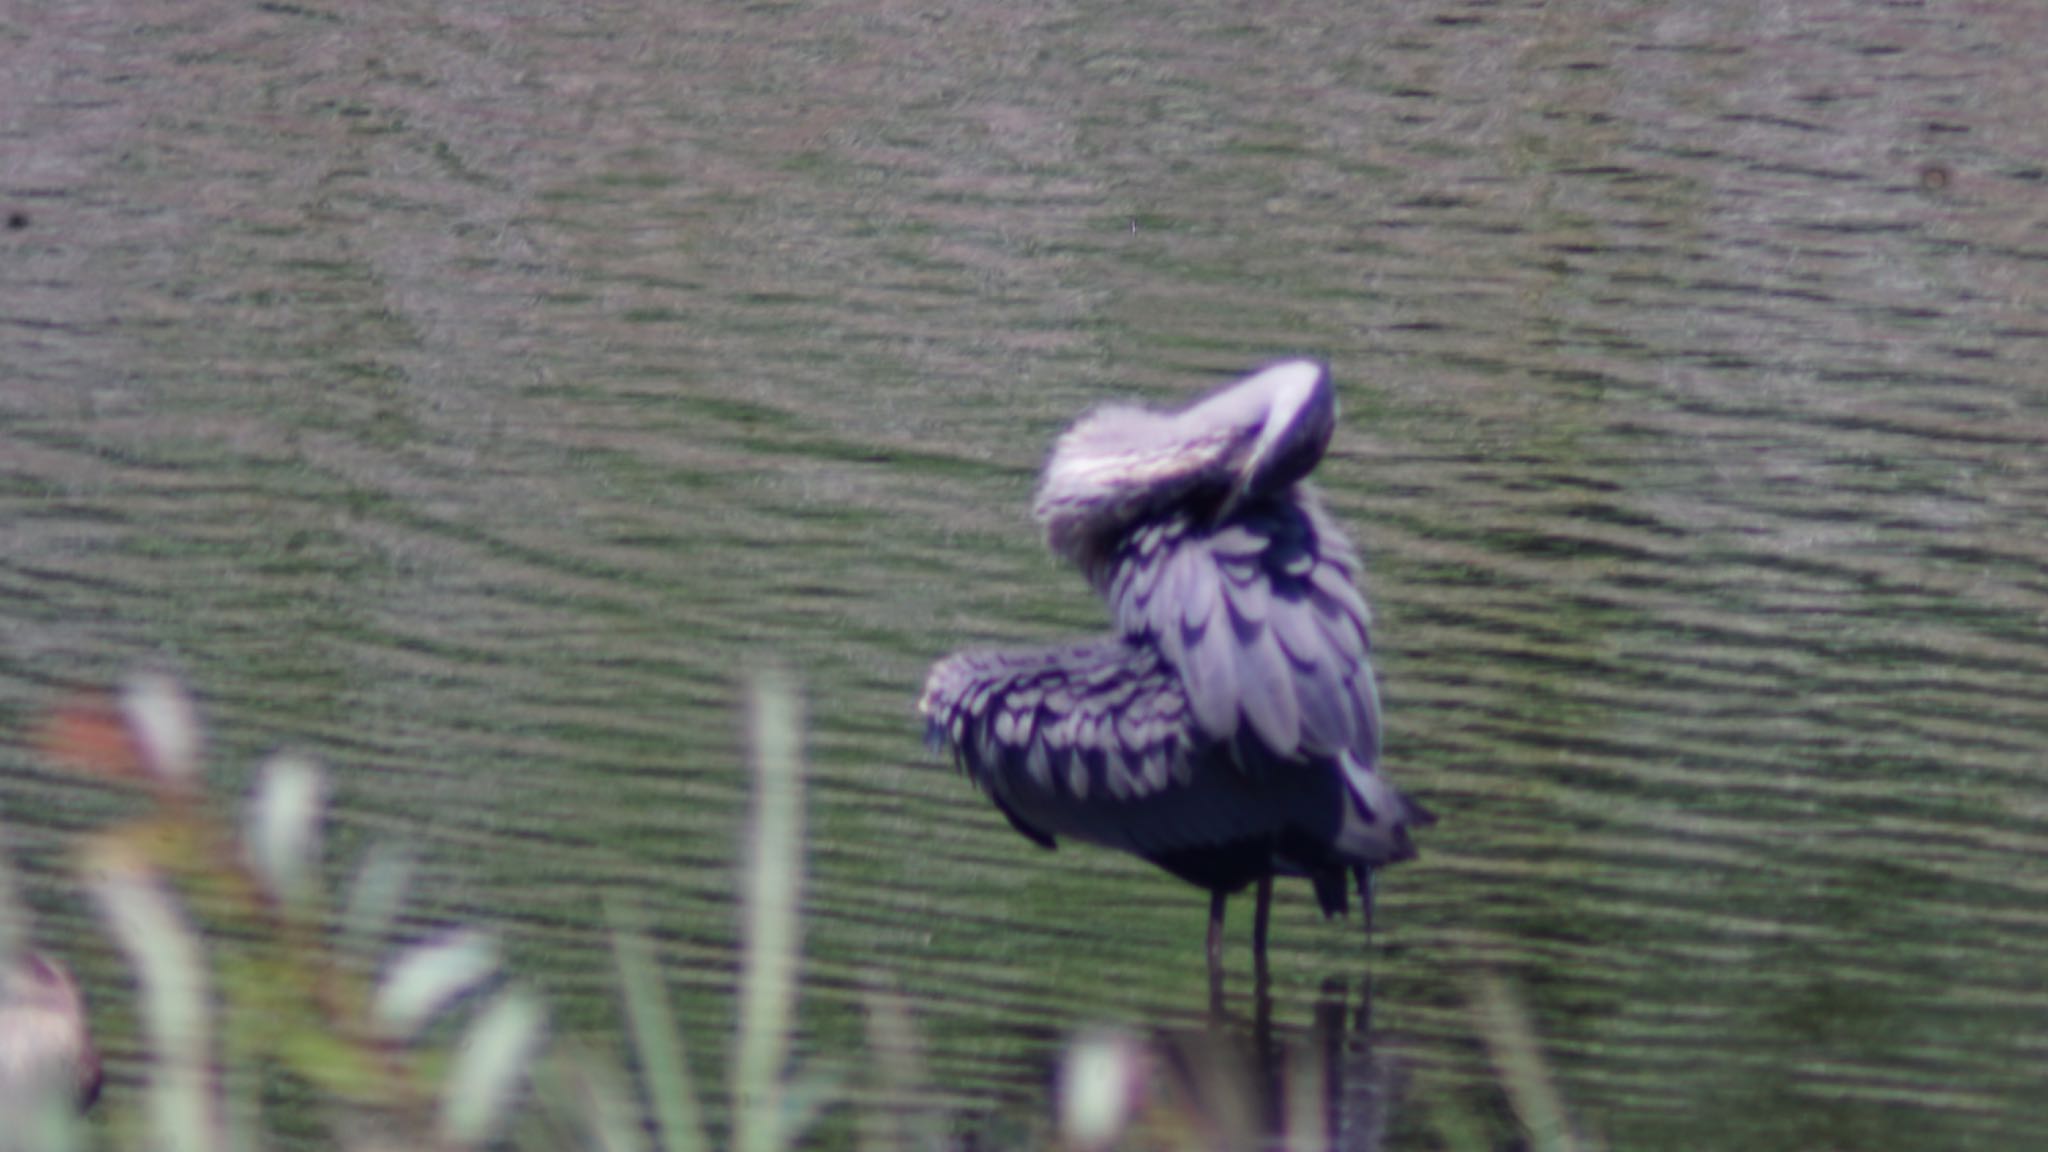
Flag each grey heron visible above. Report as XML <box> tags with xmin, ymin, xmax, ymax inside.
<box><xmin>920</xmin><ymin>359</ymin><xmax>1434</xmax><ymax>968</ymax></box>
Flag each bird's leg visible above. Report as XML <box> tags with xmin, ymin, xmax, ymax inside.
<box><xmin>1356</xmin><ymin>866</ymin><xmax>1377</xmax><ymax>938</ymax></box>
<box><xmin>1252</xmin><ymin>875</ymin><xmax>1274</xmax><ymax>962</ymax></box>
<box><xmin>1206</xmin><ymin>889</ymin><xmax>1228</xmax><ymax>973</ymax></box>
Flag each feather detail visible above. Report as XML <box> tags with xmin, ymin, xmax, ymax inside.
<box><xmin>923</xmin><ymin>359</ymin><xmax>1431</xmax><ymax>941</ymax></box>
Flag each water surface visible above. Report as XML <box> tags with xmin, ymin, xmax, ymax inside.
<box><xmin>3</xmin><ymin>0</ymin><xmax>2045</xmax><ymax>1147</ymax></box>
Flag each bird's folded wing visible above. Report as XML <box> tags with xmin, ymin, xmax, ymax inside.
<box><xmin>922</xmin><ymin>638</ymin><xmax>1339</xmax><ymax>861</ymax></box>
<box><xmin>921</xmin><ymin>637</ymin><xmax>1196</xmax><ymax>806</ymax></box>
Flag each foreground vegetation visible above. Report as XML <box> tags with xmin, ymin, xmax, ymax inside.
<box><xmin>3</xmin><ymin>671</ymin><xmax>1584</xmax><ymax>1151</ymax></box>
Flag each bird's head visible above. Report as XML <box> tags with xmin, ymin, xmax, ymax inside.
<box><xmin>1033</xmin><ymin>359</ymin><xmax>1336</xmax><ymax>574</ymax></box>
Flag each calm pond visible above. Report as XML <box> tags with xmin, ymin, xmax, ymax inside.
<box><xmin>3</xmin><ymin>0</ymin><xmax>2045</xmax><ymax>1147</ymax></box>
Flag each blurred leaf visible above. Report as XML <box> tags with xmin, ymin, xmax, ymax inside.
<box><xmin>0</xmin><ymin>951</ymin><xmax>94</xmax><ymax>1145</ymax></box>
<box><xmin>90</xmin><ymin>847</ymin><xmax>214</xmax><ymax>1152</ymax></box>
<box><xmin>244</xmin><ymin>753</ymin><xmax>327</xmax><ymax>909</ymax></box>
<box><xmin>438</xmin><ymin>988</ymin><xmax>546</xmax><ymax>1146</ymax></box>
<box><xmin>340</xmin><ymin>843</ymin><xmax>417</xmax><ymax>967</ymax></box>
<box><xmin>375</xmin><ymin>930</ymin><xmax>500</xmax><ymax>1042</ymax></box>
<box><xmin>121</xmin><ymin>672</ymin><xmax>203</xmax><ymax>787</ymax></box>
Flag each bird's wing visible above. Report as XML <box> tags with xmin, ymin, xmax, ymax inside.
<box><xmin>1105</xmin><ymin>488</ymin><xmax>1380</xmax><ymax>768</ymax></box>
<box><xmin>921</xmin><ymin>637</ymin><xmax>1345</xmax><ymax>862</ymax></box>
<box><xmin>920</xmin><ymin>637</ymin><xmax>1198</xmax><ymax>816</ymax></box>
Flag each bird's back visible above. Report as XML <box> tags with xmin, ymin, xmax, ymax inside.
<box><xmin>1102</xmin><ymin>487</ymin><xmax>1380</xmax><ymax>766</ymax></box>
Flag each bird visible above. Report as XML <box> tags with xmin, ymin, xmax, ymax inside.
<box><xmin>0</xmin><ymin>950</ymin><xmax>103</xmax><ymax>1117</ymax></box>
<box><xmin>920</xmin><ymin>358</ymin><xmax>1434</xmax><ymax>969</ymax></box>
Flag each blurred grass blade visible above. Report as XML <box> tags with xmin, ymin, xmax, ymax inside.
<box><xmin>244</xmin><ymin>753</ymin><xmax>327</xmax><ymax>909</ymax></box>
<box><xmin>375</xmin><ymin>929</ymin><xmax>500</xmax><ymax>1041</ymax></box>
<box><xmin>221</xmin><ymin>960</ymin><xmax>266</xmax><ymax>1152</ymax></box>
<box><xmin>1283</xmin><ymin>1030</ymin><xmax>1332</xmax><ymax>1152</ymax></box>
<box><xmin>777</xmin><ymin>1059</ymin><xmax>843</xmax><ymax>1148</ymax></box>
<box><xmin>733</xmin><ymin>668</ymin><xmax>805</xmax><ymax>1152</ymax></box>
<box><xmin>1168</xmin><ymin>1031</ymin><xmax>1255</xmax><ymax>1151</ymax></box>
<box><xmin>340</xmin><ymin>843</ymin><xmax>417</xmax><ymax>966</ymax></box>
<box><xmin>439</xmin><ymin>988</ymin><xmax>547</xmax><ymax>1146</ymax></box>
<box><xmin>1424</xmin><ymin>1073</ymin><xmax>1494</xmax><ymax>1152</ymax></box>
<box><xmin>860</xmin><ymin>980</ymin><xmax>932</xmax><ymax>1152</ymax></box>
<box><xmin>22</xmin><ymin>1094</ymin><xmax>81</xmax><ymax>1152</ymax></box>
<box><xmin>1474</xmin><ymin>973</ymin><xmax>1576</xmax><ymax>1152</ymax></box>
<box><xmin>90</xmin><ymin>844</ymin><xmax>214</xmax><ymax>1152</ymax></box>
<box><xmin>0</xmin><ymin>830</ymin><xmax>26</xmax><ymax>964</ymax></box>
<box><xmin>543</xmin><ymin>1046</ymin><xmax>649</xmax><ymax>1152</ymax></box>
<box><xmin>608</xmin><ymin>895</ymin><xmax>709</xmax><ymax>1152</ymax></box>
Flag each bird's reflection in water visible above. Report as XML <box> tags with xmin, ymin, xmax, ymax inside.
<box><xmin>1066</xmin><ymin>971</ymin><xmax>1400</xmax><ymax>1152</ymax></box>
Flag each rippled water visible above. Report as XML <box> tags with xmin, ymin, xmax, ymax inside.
<box><xmin>4</xmin><ymin>0</ymin><xmax>2045</xmax><ymax>1147</ymax></box>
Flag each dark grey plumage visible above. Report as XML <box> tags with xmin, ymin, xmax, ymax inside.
<box><xmin>920</xmin><ymin>360</ymin><xmax>1433</xmax><ymax>962</ymax></box>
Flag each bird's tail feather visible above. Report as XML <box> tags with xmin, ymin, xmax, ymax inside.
<box><xmin>1335</xmin><ymin>750</ymin><xmax>1433</xmax><ymax>867</ymax></box>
